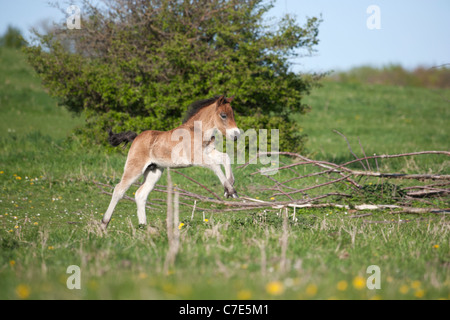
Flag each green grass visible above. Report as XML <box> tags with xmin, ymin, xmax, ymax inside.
<box><xmin>300</xmin><ymin>81</ymin><xmax>449</xmax><ymax>163</ymax></box>
<box><xmin>0</xmin><ymin>47</ymin><xmax>449</xmax><ymax>300</ymax></box>
<box><xmin>0</xmin><ymin>47</ymin><xmax>84</xmax><ymax>140</ymax></box>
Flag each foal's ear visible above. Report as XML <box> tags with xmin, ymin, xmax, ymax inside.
<box><xmin>216</xmin><ymin>95</ymin><xmax>226</xmax><ymax>107</ymax></box>
<box><xmin>226</xmin><ymin>96</ymin><xmax>235</xmax><ymax>103</ymax></box>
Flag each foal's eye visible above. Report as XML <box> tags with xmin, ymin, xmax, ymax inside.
<box><xmin>220</xmin><ymin>113</ymin><xmax>227</xmax><ymax>119</ymax></box>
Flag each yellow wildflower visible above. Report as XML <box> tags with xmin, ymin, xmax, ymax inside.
<box><xmin>336</xmin><ymin>280</ymin><xmax>348</xmax><ymax>291</ymax></box>
<box><xmin>138</xmin><ymin>272</ymin><xmax>148</xmax><ymax>280</ymax></box>
<box><xmin>265</xmin><ymin>281</ymin><xmax>284</xmax><ymax>296</ymax></box>
<box><xmin>352</xmin><ymin>276</ymin><xmax>366</xmax><ymax>290</ymax></box>
<box><xmin>415</xmin><ymin>289</ymin><xmax>425</xmax><ymax>298</ymax></box>
<box><xmin>411</xmin><ymin>280</ymin><xmax>421</xmax><ymax>289</ymax></box>
<box><xmin>15</xmin><ymin>284</ymin><xmax>31</xmax><ymax>299</ymax></box>
<box><xmin>399</xmin><ymin>285</ymin><xmax>409</xmax><ymax>294</ymax></box>
<box><xmin>237</xmin><ymin>289</ymin><xmax>252</xmax><ymax>300</ymax></box>
<box><xmin>178</xmin><ymin>223</ymin><xmax>185</xmax><ymax>230</ymax></box>
<box><xmin>305</xmin><ymin>284</ymin><xmax>318</xmax><ymax>297</ymax></box>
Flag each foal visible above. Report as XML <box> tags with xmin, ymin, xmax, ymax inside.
<box><xmin>101</xmin><ymin>95</ymin><xmax>241</xmax><ymax>230</ymax></box>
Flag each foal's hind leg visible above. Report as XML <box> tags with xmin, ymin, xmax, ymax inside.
<box><xmin>101</xmin><ymin>163</ymin><xmax>143</xmax><ymax>230</ymax></box>
<box><xmin>135</xmin><ymin>166</ymin><xmax>164</xmax><ymax>226</ymax></box>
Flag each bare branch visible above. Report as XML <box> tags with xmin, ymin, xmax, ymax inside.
<box><xmin>333</xmin><ymin>130</ymin><xmax>367</xmax><ymax>171</ymax></box>
<box><xmin>95</xmin><ymin>148</ymin><xmax>449</xmax><ymax>217</ymax></box>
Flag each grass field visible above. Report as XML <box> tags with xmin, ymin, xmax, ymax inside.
<box><xmin>0</xmin><ymin>47</ymin><xmax>449</xmax><ymax>300</ymax></box>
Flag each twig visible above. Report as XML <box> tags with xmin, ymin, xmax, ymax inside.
<box><xmin>348</xmin><ymin>213</ymin><xmax>373</xmax><ymax>218</ymax></box>
<box><xmin>363</xmin><ymin>219</ymin><xmax>412</xmax><ymax>224</ymax></box>
<box><xmin>271</xmin><ymin>175</ymin><xmax>352</xmax><ymax>197</ymax></box>
<box><xmin>343</xmin><ymin>171</ymin><xmax>450</xmax><ymax>180</ymax></box>
<box><xmin>173</xmin><ymin>170</ymin><xmax>222</xmax><ymax>201</ymax></box>
<box><xmin>163</xmin><ymin>169</ymin><xmax>180</xmax><ymax>275</ymax></box>
<box><xmin>389</xmin><ymin>207</ymin><xmax>450</xmax><ymax>214</ymax></box>
<box><xmin>358</xmin><ymin>137</ymin><xmax>371</xmax><ymax>171</ymax></box>
<box><xmin>406</xmin><ymin>189</ymin><xmax>449</xmax><ymax>198</ymax></box>
<box><xmin>279</xmin><ymin>208</ymin><xmax>289</xmax><ymax>273</ymax></box>
<box><xmin>191</xmin><ymin>200</ymin><xmax>197</xmax><ymax>221</ymax></box>
<box><xmin>341</xmin><ymin>151</ymin><xmax>450</xmax><ymax>168</ymax></box>
<box><xmin>333</xmin><ymin>130</ymin><xmax>367</xmax><ymax>171</ymax></box>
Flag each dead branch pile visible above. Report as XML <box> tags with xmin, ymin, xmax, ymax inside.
<box><xmin>95</xmin><ymin>148</ymin><xmax>450</xmax><ymax>215</ymax></box>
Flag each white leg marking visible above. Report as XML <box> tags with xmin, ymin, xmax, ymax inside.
<box><xmin>208</xmin><ymin>149</ymin><xmax>234</xmax><ymax>186</ymax></box>
<box><xmin>135</xmin><ymin>167</ymin><xmax>164</xmax><ymax>225</ymax></box>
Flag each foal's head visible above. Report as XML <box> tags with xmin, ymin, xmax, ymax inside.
<box><xmin>213</xmin><ymin>95</ymin><xmax>241</xmax><ymax>141</ymax></box>
<box><xmin>183</xmin><ymin>95</ymin><xmax>241</xmax><ymax>141</ymax></box>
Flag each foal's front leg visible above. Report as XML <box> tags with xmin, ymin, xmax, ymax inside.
<box><xmin>221</xmin><ymin>151</ymin><xmax>235</xmax><ymax>187</ymax></box>
<box><xmin>205</xmin><ymin>150</ymin><xmax>238</xmax><ymax>198</ymax></box>
<box><xmin>219</xmin><ymin>152</ymin><xmax>236</xmax><ymax>198</ymax></box>
<box><xmin>207</xmin><ymin>163</ymin><xmax>238</xmax><ymax>198</ymax></box>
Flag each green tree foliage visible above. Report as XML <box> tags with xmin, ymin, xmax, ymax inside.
<box><xmin>0</xmin><ymin>26</ymin><xmax>27</xmax><ymax>48</ymax></box>
<box><xmin>24</xmin><ymin>0</ymin><xmax>322</xmax><ymax>151</ymax></box>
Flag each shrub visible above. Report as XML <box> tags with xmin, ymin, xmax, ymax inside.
<box><xmin>331</xmin><ymin>64</ymin><xmax>450</xmax><ymax>89</ymax></box>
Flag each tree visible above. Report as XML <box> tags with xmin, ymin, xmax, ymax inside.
<box><xmin>0</xmin><ymin>25</ymin><xmax>27</xmax><ymax>48</ymax></box>
<box><xmin>24</xmin><ymin>0</ymin><xmax>322</xmax><ymax>152</ymax></box>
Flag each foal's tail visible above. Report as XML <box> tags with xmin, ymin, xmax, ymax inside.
<box><xmin>107</xmin><ymin>128</ymin><xmax>138</xmax><ymax>148</ymax></box>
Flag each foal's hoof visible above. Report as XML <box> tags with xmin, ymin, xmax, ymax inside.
<box><xmin>224</xmin><ymin>189</ymin><xmax>239</xmax><ymax>199</ymax></box>
<box><xmin>100</xmin><ymin>220</ymin><xmax>109</xmax><ymax>232</ymax></box>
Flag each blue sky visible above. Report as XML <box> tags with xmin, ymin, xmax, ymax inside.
<box><xmin>1</xmin><ymin>0</ymin><xmax>449</xmax><ymax>72</ymax></box>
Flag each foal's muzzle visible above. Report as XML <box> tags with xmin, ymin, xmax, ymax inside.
<box><xmin>227</xmin><ymin>128</ymin><xmax>241</xmax><ymax>141</ymax></box>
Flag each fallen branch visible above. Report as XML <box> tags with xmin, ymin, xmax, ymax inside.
<box><xmin>94</xmin><ymin>147</ymin><xmax>448</xmax><ymax>216</ymax></box>
<box><xmin>343</xmin><ymin>171</ymin><xmax>450</xmax><ymax>180</ymax></box>
<box><xmin>389</xmin><ymin>207</ymin><xmax>450</xmax><ymax>214</ymax></box>
<box><xmin>406</xmin><ymin>189</ymin><xmax>449</xmax><ymax>198</ymax></box>
<box><xmin>271</xmin><ymin>174</ymin><xmax>352</xmax><ymax>197</ymax></box>
<box><xmin>95</xmin><ymin>180</ymin><xmax>447</xmax><ymax>216</ymax></box>
<box><xmin>347</xmin><ymin>213</ymin><xmax>373</xmax><ymax>219</ymax></box>
<box><xmin>172</xmin><ymin>169</ymin><xmax>222</xmax><ymax>201</ymax></box>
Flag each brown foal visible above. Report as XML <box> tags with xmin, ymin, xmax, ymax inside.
<box><xmin>101</xmin><ymin>95</ymin><xmax>241</xmax><ymax>229</ymax></box>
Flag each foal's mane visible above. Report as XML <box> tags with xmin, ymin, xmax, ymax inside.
<box><xmin>182</xmin><ymin>96</ymin><xmax>222</xmax><ymax>124</ymax></box>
